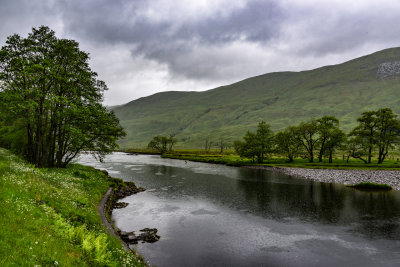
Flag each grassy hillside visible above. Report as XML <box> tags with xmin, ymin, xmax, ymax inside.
<box><xmin>0</xmin><ymin>148</ymin><xmax>144</xmax><ymax>266</ymax></box>
<box><xmin>113</xmin><ymin>47</ymin><xmax>400</xmax><ymax>148</ymax></box>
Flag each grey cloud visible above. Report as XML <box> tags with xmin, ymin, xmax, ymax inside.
<box><xmin>57</xmin><ymin>0</ymin><xmax>283</xmax><ymax>80</ymax></box>
<box><xmin>2</xmin><ymin>0</ymin><xmax>400</xmax><ymax>105</ymax></box>
<box><xmin>285</xmin><ymin>5</ymin><xmax>400</xmax><ymax>57</ymax></box>
<box><xmin>0</xmin><ymin>0</ymin><xmax>60</xmax><ymax>41</ymax></box>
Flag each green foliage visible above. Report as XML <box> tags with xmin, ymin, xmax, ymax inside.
<box><xmin>48</xmin><ymin>205</ymin><xmax>113</xmax><ymax>265</ymax></box>
<box><xmin>0</xmin><ymin>26</ymin><xmax>125</xmax><ymax>168</ymax></box>
<box><xmin>274</xmin><ymin>126</ymin><xmax>300</xmax><ymax>162</ymax></box>
<box><xmin>164</xmin><ymin>151</ymin><xmax>400</xmax><ymax>170</ymax></box>
<box><xmin>234</xmin><ymin>121</ymin><xmax>274</xmax><ymax>163</ymax></box>
<box><xmin>0</xmin><ymin>148</ymin><xmax>145</xmax><ymax>266</ymax></box>
<box><xmin>292</xmin><ymin>119</ymin><xmax>319</xmax><ymax>162</ymax></box>
<box><xmin>350</xmin><ymin>108</ymin><xmax>400</xmax><ymax>164</ymax></box>
<box><xmin>113</xmin><ymin>48</ymin><xmax>400</xmax><ymax>148</ymax></box>
<box><xmin>324</xmin><ymin>128</ymin><xmax>346</xmax><ymax>163</ymax></box>
<box><xmin>316</xmin><ymin>116</ymin><xmax>345</xmax><ymax>163</ymax></box>
<box><xmin>238</xmin><ymin>111</ymin><xmax>398</xmax><ymax>164</ymax></box>
<box><xmin>148</xmin><ymin>134</ymin><xmax>176</xmax><ymax>154</ymax></box>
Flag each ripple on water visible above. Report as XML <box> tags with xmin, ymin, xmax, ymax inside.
<box><xmin>191</xmin><ymin>208</ymin><xmax>220</xmax><ymax>216</ymax></box>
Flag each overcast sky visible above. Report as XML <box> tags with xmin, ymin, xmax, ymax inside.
<box><xmin>1</xmin><ymin>0</ymin><xmax>400</xmax><ymax>105</ymax></box>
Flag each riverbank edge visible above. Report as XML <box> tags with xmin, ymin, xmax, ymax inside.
<box><xmin>159</xmin><ymin>153</ymin><xmax>400</xmax><ymax>190</ymax></box>
<box><xmin>98</xmin><ymin>187</ymin><xmax>130</xmax><ymax>250</ymax></box>
<box><xmin>163</xmin><ymin>153</ymin><xmax>400</xmax><ymax>170</ymax></box>
<box><xmin>245</xmin><ymin>165</ymin><xmax>400</xmax><ymax>190</ymax></box>
<box><xmin>97</xmin><ymin>172</ymin><xmax>146</xmax><ymax>254</ymax></box>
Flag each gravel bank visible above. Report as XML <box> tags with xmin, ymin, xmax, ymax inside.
<box><xmin>245</xmin><ymin>166</ymin><xmax>400</xmax><ymax>190</ymax></box>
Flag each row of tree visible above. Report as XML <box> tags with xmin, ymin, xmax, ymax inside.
<box><xmin>234</xmin><ymin>108</ymin><xmax>400</xmax><ymax>164</ymax></box>
<box><xmin>0</xmin><ymin>26</ymin><xmax>125</xmax><ymax>167</ymax></box>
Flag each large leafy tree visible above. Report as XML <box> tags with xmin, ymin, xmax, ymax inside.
<box><xmin>324</xmin><ymin>128</ymin><xmax>346</xmax><ymax>163</ymax></box>
<box><xmin>148</xmin><ymin>135</ymin><xmax>176</xmax><ymax>154</ymax></box>
<box><xmin>234</xmin><ymin>121</ymin><xmax>274</xmax><ymax>163</ymax></box>
<box><xmin>316</xmin><ymin>116</ymin><xmax>340</xmax><ymax>162</ymax></box>
<box><xmin>374</xmin><ymin>108</ymin><xmax>400</xmax><ymax>163</ymax></box>
<box><xmin>0</xmin><ymin>26</ymin><xmax>125</xmax><ymax>167</ymax></box>
<box><xmin>274</xmin><ymin>126</ymin><xmax>300</xmax><ymax>162</ymax></box>
<box><xmin>350</xmin><ymin>108</ymin><xmax>400</xmax><ymax>164</ymax></box>
<box><xmin>349</xmin><ymin>111</ymin><xmax>378</xmax><ymax>163</ymax></box>
<box><xmin>256</xmin><ymin>121</ymin><xmax>274</xmax><ymax>163</ymax></box>
<box><xmin>293</xmin><ymin>120</ymin><xmax>319</xmax><ymax>162</ymax></box>
<box><xmin>234</xmin><ymin>131</ymin><xmax>259</xmax><ymax>163</ymax></box>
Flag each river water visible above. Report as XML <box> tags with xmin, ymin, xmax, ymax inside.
<box><xmin>78</xmin><ymin>153</ymin><xmax>400</xmax><ymax>267</ymax></box>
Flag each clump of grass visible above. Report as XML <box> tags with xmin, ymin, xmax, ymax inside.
<box><xmin>347</xmin><ymin>182</ymin><xmax>392</xmax><ymax>190</ymax></box>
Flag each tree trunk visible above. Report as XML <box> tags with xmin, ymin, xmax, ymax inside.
<box><xmin>367</xmin><ymin>146</ymin><xmax>372</xmax><ymax>164</ymax></box>
<box><xmin>318</xmin><ymin>138</ymin><xmax>326</xmax><ymax>162</ymax></box>
<box><xmin>309</xmin><ymin>151</ymin><xmax>314</xmax><ymax>163</ymax></box>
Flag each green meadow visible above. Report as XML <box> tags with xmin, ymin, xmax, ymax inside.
<box><xmin>0</xmin><ymin>148</ymin><xmax>145</xmax><ymax>266</ymax></box>
<box><xmin>157</xmin><ymin>149</ymin><xmax>400</xmax><ymax>170</ymax></box>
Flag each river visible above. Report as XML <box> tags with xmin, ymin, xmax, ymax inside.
<box><xmin>78</xmin><ymin>152</ymin><xmax>400</xmax><ymax>267</ymax></box>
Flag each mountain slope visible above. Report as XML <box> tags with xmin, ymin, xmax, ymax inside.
<box><xmin>113</xmin><ymin>47</ymin><xmax>400</xmax><ymax>148</ymax></box>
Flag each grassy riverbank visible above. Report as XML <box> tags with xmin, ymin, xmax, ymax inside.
<box><xmin>162</xmin><ymin>151</ymin><xmax>400</xmax><ymax>170</ymax></box>
<box><xmin>0</xmin><ymin>148</ymin><xmax>145</xmax><ymax>266</ymax></box>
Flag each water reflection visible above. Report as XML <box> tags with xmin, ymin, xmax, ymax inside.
<box><xmin>78</xmin><ymin>153</ymin><xmax>400</xmax><ymax>267</ymax></box>
<box><xmin>235</xmin><ymin>168</ymin><xmax>400</xmax><ymax>239</ymax></box>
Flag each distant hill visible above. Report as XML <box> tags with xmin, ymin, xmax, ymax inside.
<box><xmin>113</xmin><ymin>47</ymin><xmax>400</xmax><ymax>148</ymax></box>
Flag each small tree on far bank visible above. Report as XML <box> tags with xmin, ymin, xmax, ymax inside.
<box><xmin>350</xmin><ymin>108</ymin><xmax>400</xmax><ymax>164</ymax></box>
<box><xmin>168</xmin><ymin>134</ymin><xmax>177</xmax><ymax>152</ymax></box>
<box><xmin>349</xmin><ymin>111</ymin><xmax>378</xmax><ymax>163</ymax></box>
<box><xmin>148</xmin><ymin>135</ymin><xmax>176</xmax><ymax>154</ymax></box>
<box><xmin>218</xmin><ymin>136</ymin><xmax>226</xmax><ymax>154</ymax></box>
<box><xmin>204</xmin><ymin>136</ymin><xmax>212</xmax><ymax>153</ymax></box>
<box><xmin>324</xmin><ymin>128</ymin><xmax>346</xmax><ymax>163</ymax></box>
<box><xmin>375</xmin><ymin>108</ymin><xmax>400</xmax><ymax>163</ymax></box>
<box><xmin>343</xmin><ymin>137</ymin><xmax>369</xmax><ymax>163</ymax></box>
<box><xmin>293</xmin><ymin>120</ymin><xmax>319</xmax><ymax>162</ymax></box>
<box><xmin>234</xmin><ymin>121</ymin><xmax>274</xmax><ymax>163</ymax></box>
<box><xmin>316</xmin><ymin>116</ymin><xmax>340</xmax><ymax>162</ymax></box>
<box><xmin>274</xmin><ymin>126</ymin><xmax>300</xmax><ymax>162</ymax></box>
<box><xmin>234</xmin><ymin>131</ymin><xmax>259</xmax><ymax>162</ymax></box>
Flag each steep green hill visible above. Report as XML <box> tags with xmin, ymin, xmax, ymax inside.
<box><xmin>113</xmin><ymin>47</ymin><xmax>400</xmax><ymax>148</ymax></box>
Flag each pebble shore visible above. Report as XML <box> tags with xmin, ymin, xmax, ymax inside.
<box><xmin>246</xmin><ymin>166</ymin><xmax>400</xmax><ymax>190</ymax></box>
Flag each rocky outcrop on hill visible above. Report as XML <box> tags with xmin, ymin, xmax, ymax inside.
<box><xmin>376</xmin><ymin>61</ymin><xmax>400</xmax><ymax>78</ymax></box>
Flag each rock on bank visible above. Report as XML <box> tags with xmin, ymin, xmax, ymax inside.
<box><xmin>246</xmin><ymin>166</ymin><xmax>400</xmax><ymax>190</ymax></box>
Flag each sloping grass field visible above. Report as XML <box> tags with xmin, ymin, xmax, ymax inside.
<box><xmin>114</xmin><ymin>47</ymin><xmax>400</xmax><ymax>148</ymax></box>
<box><xmin>0</xmin><ymin>148</ymin><xmax>145</xmax><ymax>266</ymax></box>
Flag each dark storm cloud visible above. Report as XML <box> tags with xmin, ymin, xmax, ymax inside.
<box><xmin>55</xmin><ymin>0</ymin><xmax>400</xmax><ymax>80</ymax></box>
<box><xmin>284</xmin><ymin>2</ymin><xmax>400</xmax><ymax>57</ymax></box>
<box><xmin>1</xmin><ymin>0</ymin><xmax>400</xmax><ymax>105</ymax></box>
<box><xmin>57</xmin><ymin>0</ymin><xmax>283</xmax><ymax>79</ymax></box>
<box><xmin>59</xmin><ymin>0</ymin><xmax>281</xmax><ymax>44</ymax></box>
<box><xmin>0</xmin><ymin>0</ymin><xmax>60</xmax><ymax>41</ymax></box>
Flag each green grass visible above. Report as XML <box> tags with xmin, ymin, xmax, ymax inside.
<box><xmin>0</xmin><ymin>148</ymin><xmax>146</xmax><ymax>266</ymax></box>
<box><xmin>346</xmin><ymin>182</ymin><xmax>393</xmax><ymax>190</ymax></box>
<box><xmin>120</xmin><ymin>147</ymin><xmax>162</xmax><ymax>155</ymax></box>
<box><xmin>163</xmin><ymin>151</ymin><xmax>400</xmax><ymax>170</ymax></box>
<box><xmin>113</xmin><ymin>47</ymin><xmax>400</xmax><ymax>148</ymax></box>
